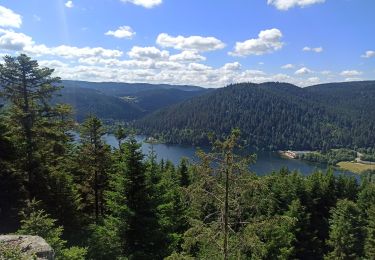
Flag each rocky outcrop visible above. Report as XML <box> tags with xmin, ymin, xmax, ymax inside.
<box><xmin>0</xmin><ymin>235</ymin><xmax>54</xmax><ymax>260</ymax></box>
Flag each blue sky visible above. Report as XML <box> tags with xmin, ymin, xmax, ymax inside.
<box><xmin>0</xmin><ymin>0</ymin><xmax>374</xmax><ymax>87</ymax></box>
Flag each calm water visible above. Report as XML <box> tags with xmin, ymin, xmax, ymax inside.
<box><xmin>103</xmin><ymin>134</ymin><xmax>356</xmax><ymax>177</ymax></box>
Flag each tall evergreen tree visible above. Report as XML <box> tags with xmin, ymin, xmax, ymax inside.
<box><xmin>122</xmin><ymin>136</ymin><xmax>164</xmax><ymax>259</ymax></box>
<box><xmin>325</xmin><ymin>199</ymin><xmax>364</xmax><ymax>259</ymax></box>
<box><xmin>0</xmin><ymin>54</ymin><xmax>61</xmax><ymax>200</ymax></box>
<box><xmin>364</xmin><ymin>205</ymin><xmax>375</xmax><ymax>259</ymax></box>
<box><xmin>78</xmin><ymin>115</ymin><xmax>111</xmax><ymax>222</ymax></box>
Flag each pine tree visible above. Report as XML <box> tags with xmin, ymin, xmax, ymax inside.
<box><xmin>325</xmin><ymin>199</ymin><xmax>364</xmax><ymax>259</ymax></box>
<box><xmin>181</xmin><ymin>129</ymin><xmax>257</xmax><ymax>259</ymax></box>
<box><xmin>78</xmin><ymin>115</ymin><xmax>111</xmax><ymax>222</ymax></box>
<box><xmin>177</xmin><ymin>157</ymin><xmax>190</xmax><ymax>187</ymax></box>
<box><xmin>0</xmin><ymin>54</ymin><xmax>61</xmax><ymax>200</ymax></box>
<box><xmin>122</xmin><ymin>136</ymin><xmax>164</xmax><ymax>259</ymax></box>
<box><xmin>364</xmin><ymin>205</ymin><xmax>375</xmax><ymax>259</ymax></box>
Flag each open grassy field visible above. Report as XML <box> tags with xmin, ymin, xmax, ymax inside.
<box><xmin>337</xmin><ymin>161</ymin><xmax>375</xmax><ymax>174</ymax></box>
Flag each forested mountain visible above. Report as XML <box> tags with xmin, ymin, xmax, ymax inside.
<box><xmin>135</xmin><ymin>81</ymin><xmax>375</xmax><ymax>150</ymax></box>
<box><xmin>54</xmin><ymin>87</ymin><xmax>145</xmax><ymax>122</ymax></box>
<box><xmin>52</xmin><ymin>81</ymin><xmax>209</xmax><ymax>122</ymax></box>
<box><xmin>61</xmin><ymin>80</ymin><xmax>204</xmax><ymax>95</ymax></box>
<box><xmin>306</xmin><ymin>81</ymin><xmax>375</xmax><ymax>120</ymax></box>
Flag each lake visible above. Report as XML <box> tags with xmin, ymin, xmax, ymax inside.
<box><xmin>103</xmin><ymin>134</ymin><xmax>357</xmax><ymax>177</ymax></box>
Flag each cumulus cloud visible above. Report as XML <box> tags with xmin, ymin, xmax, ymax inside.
<box><xmin>120</xmin><ymin>0</ymin><xmax>162</xmax><ymax>8</ymax></box>
<box><xmin>221</xmin><ymin>62</ymin><xmax>241</xmax><ymax>71</ymax></box>
<box><xmin>127</xmin><ymin>46</ymin><xmax>169</xmax><ymax>60</ymax></box>
<box><xmin>169</xmin><ymin>50</ymin><xmax>206</xmax><ymax>62</ymax></box>
<box><xmin>281</xmin><ymin>63</ymin><xmax>294</xmax><ymax>69</ymax></box>
<box><xmin>228</xmin><ymin>28</ymin><xmax>283</xmax><ymax>56</ymax></box>
<box><xmin>295</xmin><ymin>67</ymin><xmax>312</xmax><ymax>75</ymax></box>
<box><xmin>105</xmin><ymin>26</ymin><xmax>135</xmax><ymax>39</ymax></box>
<box><xmin>0</xmin><ymin>29</ymin><xmax>34</xmax><ymax>51</ymax></box>
<box><xmin>0</xmin><ymin>5</ymin><xmax>22</xmax><ymax>28</ymax></box>
<box><xmin>0</xmin><ymin>29</ymin><xmax>123</xmax><ymax>59</ymax></box>
<box><xmin>303</xmin><ymin>46</ymin><xmax>323</xmax><ymax>53</ymax></box>
<box><xmin>340</xmin><ymin>70</ymin><xmax>362</xmax><ymax>77</ymax></box>
<box><xmin>65</xmin><ymin>1</ymin><xmax>74</xmax><ymax>8</ymax></box>
<box><xmin>188</xmin><ymin>63</ymin><xmax>212</xmax><ymax>71</ymax></box>
<box><xmin>361</xmin><ymin>50</ymin><xmax>375</xmax><ymax>58</ymax></box>
<box><xmin>156</xmin><ymin>33</ymin><xmax>225</xmax><ymax>52</ymax></box>
<box><xmin>267</xmin><ymin>0</ymin><xmax>325</xmax><ymax>11</ymax></box>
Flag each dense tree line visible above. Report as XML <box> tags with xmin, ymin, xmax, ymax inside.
<box><xmin>1</xmin><ymin>55</ymin><xmax>375</xmax><ymax>259</ymax></box>
<box><xmin>300</xmin><ymin>148</ymin><xmax>357</xmax><ymax>165</ymax></box>
<box><xmin>135</xmin><ymin>82</ymin><xmax>375</xmax><ymax>151</ymax></box>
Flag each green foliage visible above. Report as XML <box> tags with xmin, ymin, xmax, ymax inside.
<box><xmin>0</xmin><ymin>242</ymin><xmax>28</xmax><ymax>260</ymax></box>
<box><xmin>17</xmin><ymin>200</ymin><xmax>87</xmax><ymax>260</ymax></box>
<box><xmin>136</xmin><ymin>82</ymin><xmax>375</xmax><ymax>150</ymax></box>
<box><xmin>300</xmin><ymin>148</ymin><xmax>356</xmax><ymax>165</ymax></box>
<box><xmin>325</xmin><ymin>199</ymin><xmax>364</xmax><ymax>259</ymax></box>
<box><xmin>243</xmin><ymin>216</ymin><xmax>296</xmax><ymax>259</ymax></box>
<box><xmin>77</xmin><ymin>115</ymin><xmax>112</xmax><ymax>221</ymax></box>
<box><xmin>364</xmin><ymin>205</ymin><xmax>375</xmax><ymax>258</ymax></box>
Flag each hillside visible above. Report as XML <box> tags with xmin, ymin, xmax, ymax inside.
<box><xmin>135</xmin><ymin>81</ymin><xmax>375</xmax><ymax>150</ymax></box>
<box><xmin>54</xmin><ymin>87</ymin><xmax>144</xmax><ymax>122</ymax></box>
<box><xmin>61</xmin><ymin>80</ymin><xmax>204</xmax><ymax>96</ymax></box>
<box><xmin>56</xmin><ymin>81</ymin><xmax>209</xmax><ymax>121</ymax></box>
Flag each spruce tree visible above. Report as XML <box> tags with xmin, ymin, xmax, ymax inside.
<box><xmin>0</xmin><ymin>54</ymin><xmax>61</xmax><ymax>200</ymax></box>
<box><xmin>325</xmin><ymin>199</ymin><xmax>364</xmax><ymax>259</ymax></box>
<box><xmin>364</xmin><ymin>205</ymin><xmax>375</xmax><ymax>259</ymax></box>
<box><xmin>122</xmin><ymin>136</ymin><xmax>164</xmax><ymax>259</ymax></box>
<box><xmin>78</xmin><ymin>115</ymin><xmax>111</xmax><ymax>222</ymax></box>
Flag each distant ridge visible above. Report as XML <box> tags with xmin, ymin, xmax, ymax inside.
<box><xmin>134</xmin><ymin>81</ymin><xmax>375</xmax><ymax>150</ymax></box>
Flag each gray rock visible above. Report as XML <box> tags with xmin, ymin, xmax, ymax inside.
<box><xmin>0</xmin><ymin>235</ymin><xmax>54</xmax><ymax>260</ymax></box>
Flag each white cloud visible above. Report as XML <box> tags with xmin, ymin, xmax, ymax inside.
<box><xmin>295</xmin><ymin>67</ymin><xmax>312</xmax><ymax>75</ymax></box>
<box><xmin>0</xmin><ymin>5</ymin><xmax>22</xmax><ymax>28</ymax></box>
<box><xmin>320</xmin><ymin>70</ymin><xmax>331</xmax><ymax>75</ymax></box>
<box><xmin>361</xmin><ymin>50</ymin><xmax>375</xmax><ymax>58</ymax></box>
<box><xmin>221</xmin><ymin>62</ymin><xmax>241</xmax><ymax>71</ymax></box>
<box><xmin>0</xmin><ymin>29</ymin><xmax>34</xmax><ymax>51</ymax></box>
<box><xmin>105</xmin><ymin>26</ymin><xmax>135</xmax><ymax>39</ymax></box>
<box><xmin>156</xmin><ymin>33</ymin><xmax>225</xmax><ymax>52</ymax></box>
<box><xmin>39</xmin><ymin>60</ymin><xmax>68</xmax><ymax>68</ymax></box>
<box><xmin>267</xmin><ymin>0</ymin><xmax>325</xmax><ymax>11</ymax></box>
<box><xmin>228</xmin><ymin>28</ymin><xmax>283</xmax><ymax>56</ymax></box>
<box><xmin>169</xmin><ymin>50</ymin><xmax>206</xmax><ymax>62</ymax></box>
<box><xmin>307</xmin><ymin>77</ymin><xmax>320</xmax><ymax>83</ymax></box>
<box><xmin>303</xmin><ymin>46</ymin><xmax>323</xmax><ymax>53</ymax></box>
<box><xmin>281</xmin><ymin>63</ymin><xmax>294</xmax><ymax>69</ymax></box>
<box><xmin>120</xmin><ymin>0</ymin><xmax>162</xmax><ymax>8</ymax></box>
<box><xmin>188</xmin><ymin>63</ymin><xmax>212</xmax><ymax>71</ymax></box>
<box><xmin>344</xmin><ymin>77</ymin><xmax>362</xmax><ymax>82</ymax></box>
<box><xmin>0</xmin><ymin>29</ymin><xmax>123</xmax><ymax>59</ymax></box>
<box><xmin>65</xmin><ymin>1</ymin><xmax>74</xmax><ymax>8</ymax></box>
<box><xmin>127</xmin><ymin>46</ymin><xmax>169</xmax><ymax>60</ymax></box>
<box><xmin>340</xmin><ymin>70</ymin><xmax>362</xmax><ymax>77</ymax></box>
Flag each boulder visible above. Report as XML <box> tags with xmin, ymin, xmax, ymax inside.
<box><xmin>0</xmin><ymin>235</ymin><xmax>54</xmax><ymax>260</ymax></box>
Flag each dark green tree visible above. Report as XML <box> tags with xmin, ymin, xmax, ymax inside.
<box><xmin>122</xmin><ymin>136</ymin><xmax>164</xmax><ymax>259</ymax></box>
<box><xmin>325</xmin><ymin>199</ymin><xmax>364</xmax><ymax>259</ymax></box>
<box><xmin>364</xmin><ymin>205</ymin><xmax>375</xmax><ymax>258</ymax></box>
<box><xmin>0</xmin><ymin>54</ymin><xmax>61</xmax><ymax>200</ymax></box>
<box><xmin>78</xmin><ymin>115</ymin><xmax>111</xmax><ymax>222</ymax></box>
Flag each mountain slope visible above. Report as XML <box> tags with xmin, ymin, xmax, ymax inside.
<box><xmin>54</xmin><ymin>87</ymin><xmax>144</xmax><ymax>122</ymax></box>
<box><xmin>135</xmin><ymin>81</ymin><xmax>375</xmax><ymax>150</ymax></box>
<box><xmin>61</xmin><ymin>80</ymin><xmax>204</xmax><ymax>96</ymax></box>
<box><xmin>57</xmin><ymin>80</ymin><xmax>209</xmax><ymax>120</ymax></box>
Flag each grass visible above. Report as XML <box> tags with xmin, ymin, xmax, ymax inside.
<box><xmin>337</xmin><ymin>161</ymin><xmax>375</xmax><ymax>174</ymax></box>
